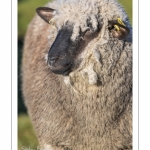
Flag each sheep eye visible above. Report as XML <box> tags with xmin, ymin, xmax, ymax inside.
<box><xmin>79</xmin><ymin>27</ymin><xmax>95</xmax><ymax>40</ymax></box>
<box><xmin>84</xmin><ymin>30</ymin><xmax>93</xmax><ymax>36</ymax></box>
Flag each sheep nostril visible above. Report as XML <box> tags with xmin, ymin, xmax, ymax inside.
<box><xmin>49</xmin><ymin>56</ymin><xmax>59</xmax><ymax>65</ymax></box>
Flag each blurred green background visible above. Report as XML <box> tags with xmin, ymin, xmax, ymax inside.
<box><xmin>18</xmin><ymin>0</ymin><xmax>132</xmax><ymax>149</ymax></box>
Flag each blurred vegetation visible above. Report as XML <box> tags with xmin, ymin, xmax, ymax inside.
<box><xmin>18</xmin><ymin>0</ymin><xmax>49</xmax><ymax>39</ymax></box>
<box><xmin>18</xmin><ymin>114</ymin><xmax>39</xmax><ymax>150</ymax></box>
<box><xmin>119</xmin><ymin>0</ymin><xmax>132</xmax><ymax>24</ymax></box>
<box><xmin>18</xmin><ymin>1</ymin><xmax>50</xmax><ymax>149</ymax></box>
<box><xmin>18</xmin><ymin>0</ymin><xmax>50</xmax><ymax>115</ymax></box>
<box><xmin>18</xmin><ymin>0</ymin><xmax>132</xmax><ymax>150</ymax></box>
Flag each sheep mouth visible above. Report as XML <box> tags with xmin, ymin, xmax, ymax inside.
<box><xmin>49</xmin><ymin>63</ymin><xmax>72</xmax><ymax>75</ymax></box>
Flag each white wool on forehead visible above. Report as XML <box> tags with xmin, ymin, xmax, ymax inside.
<box><xmin>54</xmin><ymin>0</ymin><xmax>100</xmax><ymax>40</ymax></box>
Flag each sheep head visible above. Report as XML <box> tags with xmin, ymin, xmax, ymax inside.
<box><xmin>36</xmin><ymin>0</ymin><xmax>132</xmax><ymax>86</ymax></box>
<box><xmin>36</xmin><ymin>7</ymin><xmax>100</xmax><ymax>75</ymax></box>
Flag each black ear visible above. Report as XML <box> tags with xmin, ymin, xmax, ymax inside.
<box><xmin>36</xmin><ymin>7</ymin><xmax>55</xmax><ymax>24</ymax></box>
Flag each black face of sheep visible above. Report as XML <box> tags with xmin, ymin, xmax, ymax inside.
<box><xmin>48</xmin><ymin>24</ymin><xmax>100</xmax><ymax>75</ymax></box>
<box><xmin>36</xmin><ymin>7</ymin><xmax>100</xmax><ymax>75</ymax></box>
<box><xmin>47</xmin><ymin>24</ymin><xmax>75</xmax><ymax>75</ymax></box>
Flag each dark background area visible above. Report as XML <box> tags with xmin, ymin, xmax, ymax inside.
<box><xmin>18</xmin><ymin>0</ymin><xmax>49</xmax><ymax>114</ymax></box>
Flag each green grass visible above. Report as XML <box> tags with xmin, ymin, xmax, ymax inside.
<box><xmin>18</xmin><ymin>0</ymin><xmax>50</xmax><ymax>39</ymax></box>
<box><xmin>18</xmin><ymin>114</ymin><xmax>39</xmax><ymax>150</ymax></box>
<box><xmin>118</xmin><ymin>0</ymin><xmax>132</xmax><ymax>24</ymax></box>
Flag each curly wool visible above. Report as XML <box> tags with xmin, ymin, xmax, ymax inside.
<box><xmin>45</xmin><ymin>0</ymin><xmax>132</xmax><ymax>87</ymax></box>
<box><xmin>47</xmin><ymin>0</ymin><xmax>131</xmax><ymax>40</ymax></box>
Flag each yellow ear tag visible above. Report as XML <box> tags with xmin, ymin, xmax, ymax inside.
<box><xmin>117</xmin><ymin>18</ymin><xmax>126</xmax><ymax>26</ymax></box>
<box><xmin>114</xmin><ymin>25</ymin><xmax>120</xmax><ymax>31</ymax></box>
<box><xmin>114</xmin><ymin>18</ymin><xmax>126</xmax><ymax>31</ymax></box>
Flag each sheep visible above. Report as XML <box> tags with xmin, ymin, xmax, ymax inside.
<box><xmin>21</xmin><ymin>0</ymin><xmax>132</xmax><ymax>150</ymax></box>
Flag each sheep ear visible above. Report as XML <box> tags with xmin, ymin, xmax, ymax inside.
<box><xmin>36</xmin><ymin>7</ymin><xmax>55</xmax><ymax>24</ymax></box>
